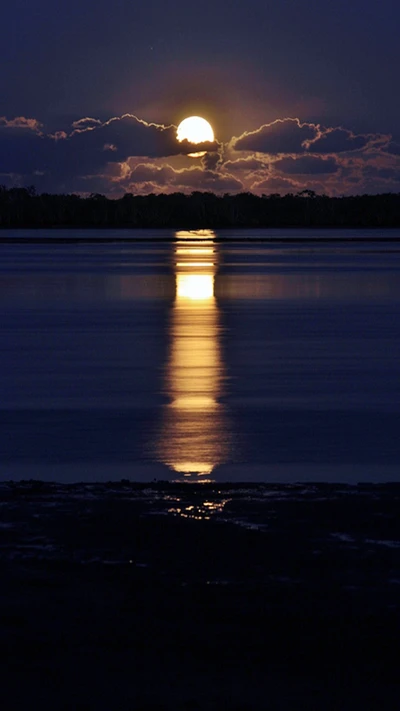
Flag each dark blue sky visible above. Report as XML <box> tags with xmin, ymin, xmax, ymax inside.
<box><xmin>1</xmin><ymin>0</ymin><xmax>400</xmax><ymax>195</ymax></box>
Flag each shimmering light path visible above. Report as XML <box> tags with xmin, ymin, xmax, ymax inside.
<box><xmin>156</xmin><ymin>231</ymin><xmax>230</xmax><ymax>480</ymax></box>
<box><xmin>1</xmin><ymin>228</ymin><xmax>400</xmax><ymax>483</ymax></box>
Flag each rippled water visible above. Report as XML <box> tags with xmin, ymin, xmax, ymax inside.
<box><xmin>1</xmin><ymin>228</ymin><xmax>400</xmax><ymax>483</ymax></box>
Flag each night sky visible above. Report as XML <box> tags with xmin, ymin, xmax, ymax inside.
<box><xmin>1</xmin><ymin>0</ymin><xmax>400</xmax><ymax>196</ymax></box>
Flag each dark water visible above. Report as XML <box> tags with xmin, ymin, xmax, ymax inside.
<box><xmin>1</xmin><ymin>228</ymin><xmax>400</xmax><ymax>483</ymax></box>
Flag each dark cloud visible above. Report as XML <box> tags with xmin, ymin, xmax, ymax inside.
<box><xmin>129</xmin><ymin>163</ymin><xmax>175</xmax><ymax>186</ymax></box>
<box><xmin>172</xmin><ymin>168</ymin><xmax>242</xmax><ymax>192</ymax></box>
<box><xmin>0</xmin><ymin>114</ymin><xmax>219</xmax><ymax>191</ymax></box>
<box><xmin>233</xmin><ymin>119</ymin><xmax>389</xmax><ymax>159</ymax></box>
<box><xmin>1</xmin><ymin>111</ymin><xmax>399</xmax><ymax>197</ymax></box>
<box><xmin>223</xmin><ymin>157</ymin><xmax>266</xmax><ymax>172</ymax></box>
<box><xmin>252</xmin><ymin>175</ymin><xmax>298</xmax><ymax>194</ymax></box>
<box><xmin>0</xmin><ymin>115</ymin><xmax>171</xmax><ymax>179</ymax></box>
<box><xmin>308</xmin><ymin>127</ymin><xmax>370</xmax><ymax>153</ymax></box>
<box><xmin>232</xmin><ymin>118</ymin><xmax>317</xmax><ymax>154</ymax></box>
<box><xmin>68</xmin><ymin>115</ymin><xmax>178</xmax><ymax>160</ymax></box>
<box><xmin>176</xmin><ymin>138</ymin><xmax>220</xmax><ymax>156</ymax></box>
<box><xmin>126</xmin><ymin>164</ymin><xmax>242</xmax><ymax>193</ymax></box>
<box><xmin>274</xmin><ymin>156</ymin><xmax>339</xmax><ymax>175</ymax></box>
<box><xmin>0</xmin><ymin>128</ymin><xmax>49</xmax><ymax>175</ymax></box>
<box><xmin>385</xmin><ymin>142</ymin><xmax>400</xmax><ymax>156</ymax></box>
<box><xmin>363</xmin><ymin>166</ymin><xmax>400</xmax><ymax>181</ymax></box>
<box><xmin>346</xmin><ymin>175</ymin><xmax>362</xmax><ymax>185</ymax></box>
<box><xmin>201</xmin><ymin>152</ymin><xmax>222</xmax><ymax>171</ymax></box>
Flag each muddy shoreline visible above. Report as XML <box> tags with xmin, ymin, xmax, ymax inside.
<box><xmin>1</xmin><ymin>481</ymin><xmax>399</xmax><ymax>709</ymax></box>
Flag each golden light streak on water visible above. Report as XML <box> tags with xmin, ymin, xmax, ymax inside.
<box><xmin>175</xmin><ymin>248</ymin><xmax>214</xmax><ymax>255</ymax></box>
<box><xmin>155</xmin><ymin>230</ymin><xmax>230</xmax><ymax>480</ymax></box>
<box><xmin>176</xmin><ymin>262</ymin><xmax>215</xmax><ymax>268</ymax></box>
<box><xmin>176</xmin><ymin>273</ymin><xmax>214</xmax><ymax>301</ymax></box>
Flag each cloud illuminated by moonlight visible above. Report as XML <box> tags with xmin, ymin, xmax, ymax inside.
<box><xmin>0</xmin><ymin>112</ymin><xmax>398</xmax><ymax>197</ymax></box>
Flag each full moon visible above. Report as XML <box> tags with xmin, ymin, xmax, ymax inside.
<box><xmin>177</xmin><ymin>116</ymin><xmax>214</xmax><ymax>157</ymax></box>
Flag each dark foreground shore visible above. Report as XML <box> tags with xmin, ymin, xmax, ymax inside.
<box><xmin>1</xmin><ymin>481</ymin><xmax>399</xmax><ymax>710</ymax></box>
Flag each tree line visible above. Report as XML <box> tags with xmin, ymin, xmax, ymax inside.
<box><xmin>1</xmin><ymin>186</ymin><xmax>400</xmax><ymax>228</ymax></box>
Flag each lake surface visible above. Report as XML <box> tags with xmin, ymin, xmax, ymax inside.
<box><xmin>1</xmin><ymin>227</ymin><xmax>400</xmax><ymax>483</ymax></box>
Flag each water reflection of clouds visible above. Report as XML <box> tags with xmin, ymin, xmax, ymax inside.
<box><xmin>155</xmin><ymin>230</ymin><xmax>231</xmax><ymax>481</ymax></box>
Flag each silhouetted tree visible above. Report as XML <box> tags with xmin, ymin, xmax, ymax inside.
<box><xmin>0</xmin><ymin>187</ymin><xmax>400</xmax><ymax>229</ymax></box>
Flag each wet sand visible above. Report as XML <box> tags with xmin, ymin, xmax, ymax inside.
<box><xmin>1</xmin><ymin>481</ymin><xmax>399</xmax><ymax>710</ymax></box>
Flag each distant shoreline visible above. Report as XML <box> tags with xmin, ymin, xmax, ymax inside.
<box><xmin>1</xmin><ymin>233</ymin><xmax>400</xmax><ymax>243</ymax></box>
<box><xmin>2</xmin><ymin>187</ymin><xmax>400</xmax><ymax>228</ymax></box>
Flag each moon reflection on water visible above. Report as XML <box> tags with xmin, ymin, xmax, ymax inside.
<box><xmin>155</xmin><ymin>230</ymin><xmax>231</xmax><ymax>481</ymax></box>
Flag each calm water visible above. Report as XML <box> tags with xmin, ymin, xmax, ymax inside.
<box><xmin>1</xmin><ymin>228</ymin><xmax>400</xmax><ymax>483</ymax></box>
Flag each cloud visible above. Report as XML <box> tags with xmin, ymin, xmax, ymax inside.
<box><xmin>385</xmin><ymin>142</ymin><xmax>400</xmax><ymax>156</ymax></box>
<box><xmin>223</xmin><ymin>157</ymin><xmax>266</xmax><ymax>172</ymax></box>
<box><xmin>69</xmin><ymin>114</ymin><xmax>219</xmax><ymax>157</ymax></box>
<box><xmin>274</xmin><ymin>155</ymin><xmax>339</xmax><ymax>174</ymax></box>
<box><xmin>0</xmin><ymin>129</ymin><xmax>48</xmax><ymax>176</ymax></box>
<box><xmin>1</xmin><ymin>112</ymin><xmax>399</xmax><ymax>197</ymax></box>
<box><xmin>129</xmin><ymin>163</ymin><xmax>175</xmax><ymax>186</ymax></box>
<box><xmin>251</xmin><ymin>175</ymin><xmax>299</xmax><ymax>194</ymax></box>
<box><xmin>50</xmin><ymin>131</ymin><xmax>68</xmax><ymax>141</ymax></box>
<box><xmin>71</xmin><ymin>117</ymin><xmax>102</xmax><ymax>131</ymax></box>
<box><xmin>201</xmin><ymin>152</ymin><xmax>222</xmax><ymax>171</ymax></box>
<box><xmin>0</xmin><ymin>116</ymin><xmax>42</xmax><ymax>131</ymax></box>
<box><xmin>172</xmin><ymin>168</ymin><xmax>242</xmax><ymax>192</ymax></box>
<box><xmin>232</xmin><ymin>118</ymin><xmax>389</xmax><ymax>160</ymax></box>
<box><xmin>175</xmin><ymin>138</ymin><xmax>220</xmax><ymax>156</ymax></box>
<box><xmin>363</xmin><ymin>165</ymin><xmax>400</xmax><ymax>181</ymax></box>
<box><xmin>232</xmin><ymin>118</ymin><xmax>318</xmax><ymax>154</ymax></box>
<box><xmin>0</xmin><ymin>113</ymin><xmax>221</xmax><ymax>191</ymax></box>
<box><xmin>67</xmin><ymin>114</ymin><xmax>179</xmax><ymax>160</ymax></box>
<box><xmin>307</xmin><ymin>127</ymin><xmax>370</xmax><ymax>153</ymax></box>
<box><xmin>125</xmin><ymin>163</ymin><xmax>242</xmax><ymax>193</ymax></box>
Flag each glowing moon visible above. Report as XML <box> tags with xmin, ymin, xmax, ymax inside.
<box><xmin>177</xmin><ymin>116</ymin><xmax>214</xmax><ymax>157</ymax></box>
